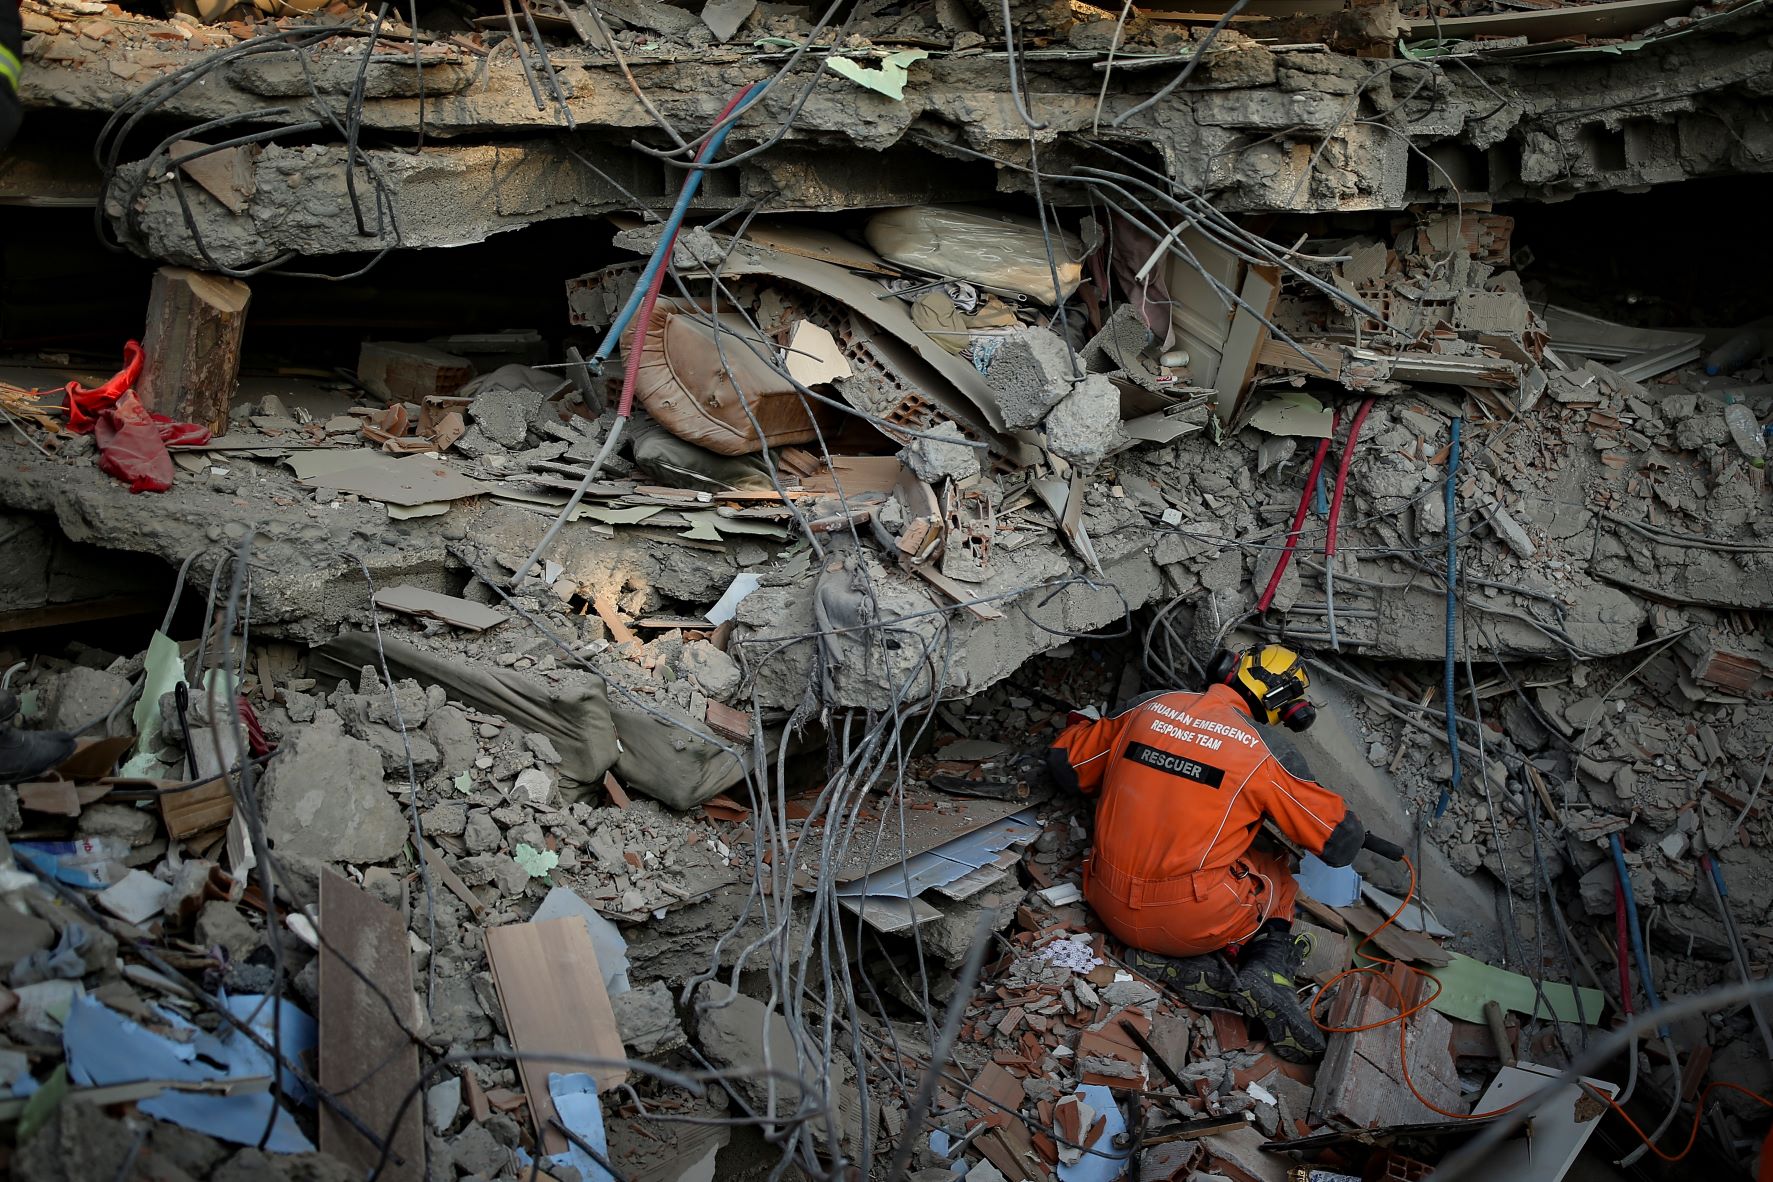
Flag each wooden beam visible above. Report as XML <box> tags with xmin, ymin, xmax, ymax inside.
<box><xmin>137</xmin><ymin>267</ymin><xmax>251</xmax><ymax>437</ymax></box>
<box><xmin>318</xmin><ymin>871</ymin><xmax>424</xmax><ymax>1182</ymax></box>
<box><xmin>0</xmin><ymin>596</ymin><xmax>156</xmax><ymax>633</ymax></box>
<box><xmin>1398</xmin><ymin>0</ymin><xmax>1692</xmax><ymax>41</ymax></box>
<box><xmin>1258</xmin><ymin>337</ymin><xmax>1344</xmax><ymax>378</ymax></box>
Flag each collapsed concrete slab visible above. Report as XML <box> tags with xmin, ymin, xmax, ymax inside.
<box><xmin>19</xmin><ymin>3</ymin><xmax>1773</xmax><ymax>260</ymax></box>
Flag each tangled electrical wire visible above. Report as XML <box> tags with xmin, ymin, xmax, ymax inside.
<box><xmin>64</xmin><ymin>3</ymin><xmax>1773</xmax><ymax>1177</ymax></box>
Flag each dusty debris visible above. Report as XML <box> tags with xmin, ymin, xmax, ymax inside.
<box><xmin>0</xmin><ymin>2</ymin><xmax>1770</xmax><ymax>1178</ymax></box>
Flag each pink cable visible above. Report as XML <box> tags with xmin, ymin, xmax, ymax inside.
<box><xmin>1322</xmin><ymin>395</ymin><xmax>1377</xmax><ymax>570</ymax></box>
<box><xmin>1256</xmin><ymin>411</ymin><xmax>1340</xmax><ymax>613</ymax></box>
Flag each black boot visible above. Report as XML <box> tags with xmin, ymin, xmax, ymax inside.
<box><xmin>1130</xmin><ymin>948</ymin><xmax>1247</xmax><ymax>1014</ymax></box>
<box><xmin>1236</xmin><ymin>927</ymin><xmax>1326</xmax><ymax>1063</ymax></box>
<box><xmin>0</xmin><ymin>689</ymin><xmax>75</xmax><ymax>784</ymax></box>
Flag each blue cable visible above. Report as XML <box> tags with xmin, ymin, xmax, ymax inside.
<box><xmin>1434</xmin><ymin>417</ymin><xmax>1462</xmax><ymax>820</ymax></box>
<box><xmin>1612</xmin><ymin>833</ymin><xmax>1668</xmax><ymax>1037</ymax></box>
<box><xmin>590</xmin><ymin>82</ymin><xmax>767</xmax><ymax>370</ymax></box>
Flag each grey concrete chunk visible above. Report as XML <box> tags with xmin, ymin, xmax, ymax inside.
<box><xmin>42</xmin><ymin>666</ymin><xmax>131</xmax><ymax>733</ymax></box>
<box><xmin>612</xmin><ymin>980</ymin><xmax>688</xmax><ymax>1056</ymax></box>
<box><xmin>679</xmin><ymin>641</ymin><xmax>741</xmax><ymax>702</ymax></box>
<box><xmin>1043</xmin><ymin>373</ymin><xmax>1121</xmax><ymax>465</ymax></box>
<box><xmin>355</xmin><ymin>722</ymin><xmax>441</xmax><ymax>778</ymax></box>
<box><xmin>984</xmin><ymin>327</ymin><xmax>1076</xmax><ymax>429</ymax></box>
<box><xmin>260</xmin><ymin>726</ymin><xmax>409</xmax><ymax>864</ymax></box>
<box><xmin>897</xmin><ymin>421</ymin><xmax>981</xmax><ymax>483</ymax></box>
<box><xmin>195</xmin><ymin>899</ymin><xmax>260</xmax><ymax>962</ymax></box>
<box><xmin>468</xmin><ymin>388</ymin><xmax>545</xmax><ymax>448</ymax></box>
<box><xmin>423</xmin><ymin>704</ymin><xmax>477</xmax><ymax>775</ymax></box>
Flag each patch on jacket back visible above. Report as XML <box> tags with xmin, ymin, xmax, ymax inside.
<box><xmin>1123</xmin><ymin>741</ymin><xmax>1226</xmax><ymax>788</ymax></box>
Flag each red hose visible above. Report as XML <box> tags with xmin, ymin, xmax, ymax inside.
<box><xmin>615</xmin><ymin>86</ymin><xmax>755</xmax><ymax>420</ymax></box>
<box><xmin>1615</xmin><ymin>876</ymin><xmax>1633</xmax><ymax>1014</ymax></box>
<box><xmin>1256</xmin><ymin>412</ymin><xmax>1339</xmax><ymax>612</ymax></box>
<box><xmin>1322</xmin><ymin>395</ymin><xmax>1376</xmax><ymax>573</ymax></box>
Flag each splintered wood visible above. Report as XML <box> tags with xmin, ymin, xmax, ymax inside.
<box><xmin>157</xmin><ymin>776</ymin><xmax>234</xmax><ymax>839</ymax></box>
<box><xmin>318</xmin><ymin>870</ymin><xmax>424</xmax><ymax>1182</ymax></box>
<box><xmin>484</xmin><ymin>917</ymin><xmax>627</xmax><ymax>1155</ymax></box>
<box><xmin>1312</xmin><ymin>973</ymin><xmax>1465</xmax><ymax>1128</ymax></box>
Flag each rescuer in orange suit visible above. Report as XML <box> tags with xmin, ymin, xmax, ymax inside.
<box><xmin>1047</xmin><ymin>644</ymin><xmax>1367</xmax><ymax>1061</ymax></box>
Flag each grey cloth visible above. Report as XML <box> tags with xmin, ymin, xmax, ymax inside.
<box><xmin>609</xmin><ymin>700</ymin><xmax>768</xmax><ymax>811</ymax></box>
<box><xmin>627</xmin><ymin>413</ymin><xmax>777</xmax><ymax>492</ymax></box>
<box><xmin>314</xmin><ymin>633</ymin><xmax>619</xmax><ymax>786</ymax></box>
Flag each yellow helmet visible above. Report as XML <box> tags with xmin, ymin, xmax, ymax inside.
<box><xmin>1210</xmin><ymin>644</ymin><xmax>1317</xmax><ymax>731</ymax></box>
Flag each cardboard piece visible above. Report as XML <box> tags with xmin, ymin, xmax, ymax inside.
<box><xmin>373</xmin><ymin>584</ymin><xmax>508</xmax><ymax>632</ymax></box>
<box><xmin>17</xmin><ymin>781</ymin><xmax>80</xmax><ymax>816</ymax></box>
<box><xmin>53</xmin><ymin>735</ymin><xmax>137</xmax><ymax>782</ymax></box>
<box><xmin>1247</xmin><ymin>391</ymin><xmax>1334</xmax><ymax>438</ymax></box>
<box><xmin>783</xmin><ymin>320</ymin><xmax>855</xmax><ymax>387</ymax></box>
<box><xmin>298</xmin><ymin>453</ymin><xmax>488</xmax><ymax>507</ymax></box>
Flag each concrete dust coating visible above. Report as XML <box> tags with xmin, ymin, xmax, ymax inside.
<box><xmin>6</xmin><ymin>0</ymin><xmax>1773</xmax><ymax>1176</ymax></box>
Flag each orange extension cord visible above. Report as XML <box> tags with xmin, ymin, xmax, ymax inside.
<box><xmin>1305</xmin><ymin>855</ymin><xmax>1772</xmax><ymax>1161</ymax></box>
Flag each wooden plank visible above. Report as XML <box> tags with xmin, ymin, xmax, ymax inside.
<box><xmin>318</xmin><ymin>870</ymin><xmax>423</xmax><ymax>1182</ymax></box>
<box><xmin>1257</xmin><ymin>337</ymin><xmax>1344</xmax><ymax>378</ymax></box>
<box><xmin>799</xmin><ymin>455</ymin><xmax>904</xmax><ymax>496</ymax></box>
<box><xmin>1398</xmin><ymin>0</ymin><xmax>1691</xmax><ymax>40</ymax></box>
<box><xmin>1213</xmin><ymin>263</ymin><xmax>1281</xmax><ymax>425</ymax></box>
<box><xmin>1334</xmin><ymin>902</ymin><xmax>1451</xmax><ymax>967</ymax></box>
<box><xmin>0</xmin><ymin>596</ymin><xmax>156</xmax><ymax>633</ymax></box>
<box><xmin>1312</xmin><ymin>973</ymin><xmax>1465</xmax><ymax>1129</ymax></box>
<box><xmin>592</xmin><ymin>591</ymin><xmax>637</xmax><ymax>646</ymax></box>
<box><xmin>137</xmin><ymin>267</ymin><xmax>251</xmax><ymax>437</ymax></box>
<box><xmin>158</xmin><ymin>776</ymin><xmax>235</xmax><ymax>840</ymax></box>
<box><xmin>421</xmin><ymin>840</ymin><xmax>487</xmax><ymax>917</ymax></box>
<box><xmin>484</xmin><ymin>917</ymin><xmax>627</xmax><ymax>1155</ymax></box>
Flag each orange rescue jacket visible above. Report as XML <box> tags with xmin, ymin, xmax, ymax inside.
<box><xmin>1048</xmin><ymin>684</ymin><xmax>1362</xmax><ymax>940</ymax></box>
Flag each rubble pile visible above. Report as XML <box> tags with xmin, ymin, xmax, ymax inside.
<box><xmin>2</xmin><ymin>0</ymin><xmax>1773</xmax><ymax>1169</ymax></box>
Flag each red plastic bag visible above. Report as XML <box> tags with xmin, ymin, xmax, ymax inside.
<box><xmin>64</xmin><ymin>341</ymin><xmax>212</xmax><ymax>493</ymax></box>
<box><xmin>64</xmin><ymin>341</ymin><xmax>145</xmax><ymax>433</ymax></box>
<box><xmin>93</xmin><ymin>393</ymin><xmax>176</xmax><ymax>493</ymax></box>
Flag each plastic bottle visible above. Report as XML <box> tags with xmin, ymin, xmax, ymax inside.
<box><xmin>1705</xmin><ymin>329</ymin><xmax>1766</xmax><ymax>375</ymax></box>
<box><xmin>1724</xmin><ymin>402</ymin><xmax>1767</xmax><ymax>459</ymax></box>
